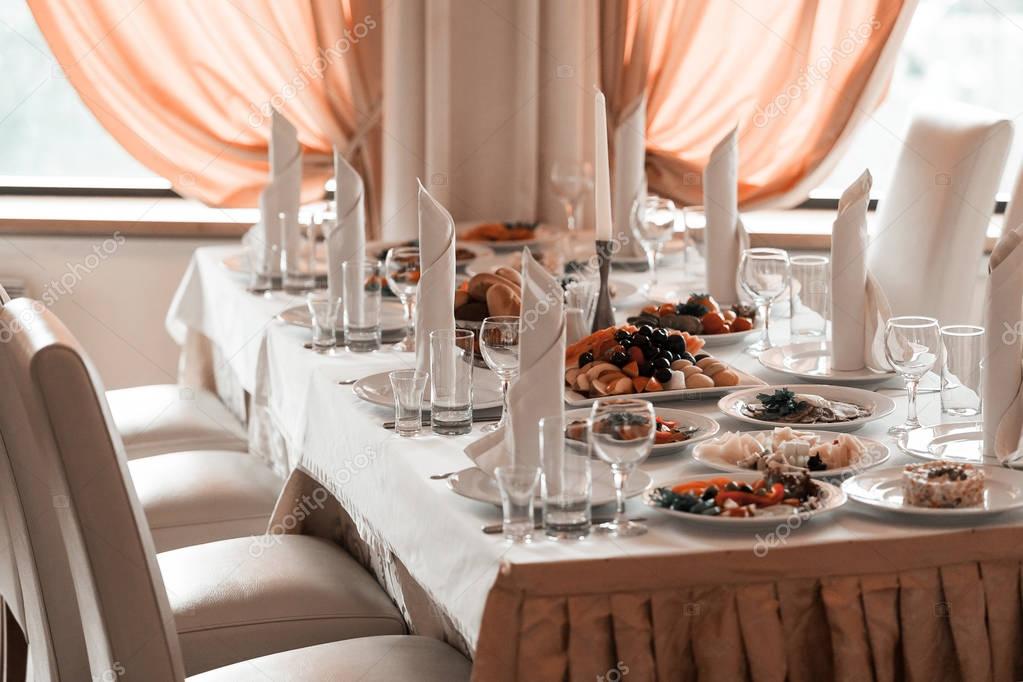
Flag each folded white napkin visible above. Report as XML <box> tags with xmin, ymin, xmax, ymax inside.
<box><xmin>703</xmin><ymin>126</ymin><xmax>749</xmax><ymax>304</ymax></box>
<box><xmin>323</xmin><ymin>148</ymin><xmax>366</xmax><ymax>301</ymax></box>
<box><xmin>983</xmin><ymin>224</ymin><xmax>1023</xmax><ymax>463</ymax></box>
<box><xmin>830</xmin><ymin>170</ymin><xmax>891</xmax><ymax>372</ymax></box>
<box><xmin>465</xmin><ymin>250</ymin><xmax>565</xmax><ymax>474</ymax></box>
<box><xmin>414</xmin><ymin>182</ymin><xmax>456</xmax><ymax>374</ymax></box>
<box><xmin>614</xmin><ymin>95</ymin><xmax>647</xmax><ymax>258</ymax></box>
<box><xmin>253</xmin><ymin>111</ymin><xmax>302</xmax><ymax>275</ymax></box>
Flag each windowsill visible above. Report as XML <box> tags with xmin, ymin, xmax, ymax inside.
<box><xmin>0</xmin><ymin>195</ymin><xmax>1005</xmax><ymax>250</ymax></box>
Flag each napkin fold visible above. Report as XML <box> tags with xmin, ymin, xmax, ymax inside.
<box><xmin>465</xmin><ymin>249</ymin><xmax>566</xmax><ymax>474</ymax></box>
<box><xmin>414</xmin><ymin>181</ymin><xmax>456</xmax><ymax>374</ymax></box>
<box><xmin>983</xmin><ymin>224</ymin><xmax>1023</xmax><ymax>463</ymax></box>
<box><xmin>614</xmin><ymin>95</ymin><xmax>647</xmax><ymax>258</ymax></box>
<box><xmin>323</xmin><ymin>148</ymin><xmax>366</xmax><ymax>300</ymax></box>
<box><xmin>703</xmin><ymin>126</ymin><xmax>749</xmax><ymax>304</ymax></box>
<box><xmin>830</xmin><ymin>170</ymin><xmax>891</xmax><ymax>372</ymax></box>
<box><xmin>252</xmin><ymin>111</ymin><xmax>302</xmax><ymax>275</ymax></box>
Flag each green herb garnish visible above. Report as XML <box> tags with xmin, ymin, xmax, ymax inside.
<box><xmin>755</xmin><ymin>388</ymin><xmax>801</xmax><ymax>416</ymax></box>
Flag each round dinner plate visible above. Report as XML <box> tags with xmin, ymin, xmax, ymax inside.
<box><xmin>644</xmin><ymin>471</ymin><xmax>846</xmax><ymax>527</ymax></box>
<box><xmin>691</xmin><ymin>429</ymin><xmax>891</xmax><ymax>479</ymax></box>
<box><xmin>758</xmin><ymin>341</ymin><xmax>895</xmax><ymax>384</ymax></box>
<box><xmin>717</xmin><ymin>384</ymin><xmax>896</xmax><ymax>432</ymax></box>
<box><xmin>842</xmin><ymin>465</ymin><xmax>1023</xmax><ymax>518</ymax></box>
<box><xmin>455</xmin><ymin>221</ymin><xmax>561</xmax><ymax>251</ymax></box>
<box><xmin>899</xmin><ymin>422</ymin><xmax>986</xmax><ymax>463</ymax></box>
<box><xmin>222</xmin><ymin>252</ymin><xmax>328</xmax><ymax>280</ymax></box>
<box><xmin>366</xmin><ymin>239</ymin><xmax>494</xmax><ymax>269</ymax></box>
<box><xmin>564</xmin><ymin>407</ymin><xmax>720</xmax><ymax>457</ymax></box>
<box><xmin>353</xmin><ymin>369</ymin><xmax>503</xmax><ymax>410</ymax></box>
<box><xmin>276</xmin><ymin>300</ymin><xmax>407</xmax><ymax>336</ymax></box>
<box><xmin>699</xmin><ymin>327</ymin><xmax>761</xmax><ymax>348</ymax></box>
<box><xmin>447</xmin><ymin>465</ymin><xmax>652</xmax><ymax>507</ymax></box>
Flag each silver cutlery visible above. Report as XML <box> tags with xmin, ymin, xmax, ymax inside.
<box><xmin>337</xmin><ymin>378</ymin><xmax>358</xmax><ymax>386</ymax></box>
<box><xmin>429</xmin><ymin>471</ymin><xmax>460</xmax><ymax>480</ymax></box>
<box><xmin>480</xmin><ymin>516</ymin><xmax>647</xmax><ymax>534</ymax></box>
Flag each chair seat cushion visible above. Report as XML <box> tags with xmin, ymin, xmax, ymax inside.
<box><xmin>188</xmin><ymin>635</ymin><xmax>471</xmax><ymax>681</ymax></box>
<box><xmin>129</xmin><ymin>450</ymin><xmax>281</xmax><ymax>552</ymax></box>
<box><xmin>107</xmin><ymin>384</ymin><xmax>247</xmax><ymax>459</ymax></box>
<box><xmin>160</xmin><ymin>535</ymin><xmax>406</xmax><ymax>675</ymax></box>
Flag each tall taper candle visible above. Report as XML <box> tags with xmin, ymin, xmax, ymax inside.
<box><xmin>594</xmin><ymin>90</ymin><xmax>613</xmax><ymax>243</ymax></box>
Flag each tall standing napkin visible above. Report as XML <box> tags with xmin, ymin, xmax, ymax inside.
<box><xmin>613</xmin><ymin>95</ymin><xmax>647</xmax><ymax>257</ymax></box>
<box><xmin>254</xmin><ymin>111</ymin><xmax>302</xmax><ymax>275</ymax></box>
<box><xmin>465</xmin><ymin>249</ymin><xmax>565</xmax><ymax>474</ymax></box>
<box><xmin>703</xmin><ymin>126</ymin><xmax>748</xmax><ymax>304</ymax></box>
<box><xmin>414</xmin><ymin>182</ymin><xmax>456</xmax><ymax>373</ymax></box>
<box><xmin>983</xmin><ymin>224</ymin><xmax>1023</xmax><ymax>463</ymax></box>
<box><xmin>830</xmin><ymin>170</ymin><xmax>891</xmax><ymax>371</ymax></box>
<box><xmin>323</xmin><ymin>148</ymin><xmax>366</xmax><ymax>300</ymax></box>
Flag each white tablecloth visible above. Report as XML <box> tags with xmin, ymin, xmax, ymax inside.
<box><xmin>167</xmin><ymin>244</ymin><xmax>1018</xmax><ymax>656</ymax></box>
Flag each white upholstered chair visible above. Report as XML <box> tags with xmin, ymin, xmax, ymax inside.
<box><xmin>868</xmin><ymin>101</ymin><xmax>1013</xmax><ymax>323</ymax></box>
<box><xmin>0</xmin><ymin>299</ymin><xmax>471</xmax><ymax>678</ymax></box>
<box><xmin>1003</xmin><ymin>157</ymin><xmax>1023</xmax><ymax>236</ymax></box>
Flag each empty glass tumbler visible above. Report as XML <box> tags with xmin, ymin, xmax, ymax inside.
<box><xmin>494</xmin><ymin>464</ymin><xmax>542</xmax><ymax>543</ymax></box>
<box><xmin>940</xmin><ymin>325</ymin><xmax>983</xmax><ymax>417</ymax></box>
<box><xmin>789</xmin><ymin>255</ymin><xmax>829</xmax><ymax>340</ymax></box>
<box><xmin>429</xmin><ymin>329</ymin><xmax>474</xmax><ymax>435</ymax></box>
<box><xmin>342</xmin><ymin>259</ymin><xmax>383</xmax><ymax>352</ymax></box>
<box><xmin>539</xmin><ymin>415</ymin><xmax>592</xmax><ymax>540</ymax></box>
<box><xmin>388</xmin><ymin>369</ymin><xmax>428</xmax><ymax>437</ymax></box>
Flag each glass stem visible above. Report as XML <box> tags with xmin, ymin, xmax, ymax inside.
<box><xmin>499</xmin><ymin>377</ymin><xmax>511</xmax><ymax>427</ymax></box>
<box><xmin>564</xmin><ymin>201</ymin><xmax>577</xmax><ymax>233</ymax></box>
<box><xmin>905</xmin><ymin>377</ymin><xmax>920</xmax><ymax>426</ymax></box>
<box><xmin>403</xmin><ymin>297</ymin><xmax>416</xmax><ymax>341</ymax></box>
<box><xmin>646</xmin><ymin>247</ymin><xmax>658</xmax><ymax>286</ymax></box>
<box><xmin>761</xmin><ymin>300</ymin><xmax>771</xmax><ymax>347</ymax></box>
<box><xmin>613</xmin><ymin>466</ymin><xmax>629</xmax><ymax>523</ymax></box>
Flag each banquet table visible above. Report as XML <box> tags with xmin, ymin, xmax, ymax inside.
<box><xmin>167</xmin><ymin>244</ymin><xmax>1023</xmax><ymax>682</ymax></box>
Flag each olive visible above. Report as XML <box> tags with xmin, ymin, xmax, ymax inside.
<box><xmin>614</xmin><ymin>329</ymin><xmax>631</xmax><ymax>342</ymax></box>
<box><xmin>638</xmin><ymin>362</ymin><xmax>654</xmax><ymax>378</ymax></box>
<box><xmin>693</xmin><ymin>353</ymin><xmax>711</xmax><ymax>362</ymax></box>
<box><xmin>689</xmin><ymin>500</ymin><xmax>711</xmax><ymax>514</ymax></box>
<box><xmin>656</xmin><ymin>350</ymin><xmax>675</xmax><ymax>362</ymax></box>
<box><xmin>610</xmin><ymin>351</ymin><xmax>628</xmax><ymax>367</ymax></box>
<box><xmin>700</xmin><ymin>505</ymin><xmax>722</xmax><ymax>516</ymax></box>
<box><xmin>671</xmin><ymin>493</ymin><xmax>699</xmax><ymax>512</ymax></box>
<box><xmin>679</xmin><ymin>352</ymin><xmax>696</xmax><ymax>364</ymax></box>
<box><xmin>666</xmin><ymin>335</ymin><xmax>686</xmax><ymax>353</ymax></box>
<box><xmin>578</xmin><ymin>351</ymin><xmax>594</xmax><ymax>367</ymax></box>
<box><xmin>654</xmin><ymin>367</ymin><xmax>672</xmax><ymax>383</ymax></box>
<box><xmin>620</xmin><ymin>338</ymin><xmax>633</xmax><ymax>350</ymax></box>
<box><xmin>724</xmin><ymin>481</ymin><xmax>739</xmax><ymax>491</ymax></box>
<box><xmin>738</xmin><ymin>484</ymin><xmax>754</xmax><ymax>494</ymax></box>
<box><xmin>637</xmin><ymin>325</ymin><xmax>654</xmax><ymax>337</ymax></box>
<box><xmin>651</xmin><ymin>328</ymin><xmax>668</xmax><ymax>343</ymax></box>
<box><xmin>634</xmin><ymin>336</ymin><xmax>653</xmax><ymax>353</ymax></box>
<box><xmin>701</xmin><ymin>486</ymin><xmax>718</xmax><ymax>501</ymax></box>
<box><xmin>650</xmin><ymin>357</ymin><xmax>670</xmax><ymax>370</ymax></box>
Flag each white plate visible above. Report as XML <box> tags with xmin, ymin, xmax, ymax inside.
<box><xmin>353</xmin><ymin>369</ymin><xmax>503</xmax><ymax>410</ymax></box>
<box><xmin>276</xmin><ymin>300</ymin><xmax>407</xmax><ymax>336</ymax></box>
<box><xmin>692</xmin><ymin>429</ymin><xmax>891</xmax><ymax>479</ymax></box>
<box><xmin>900</xmin><ymin>422</ymin><xmax>985</xmax><ymax>463</ymax></box>
<box><xmin>693</xmin><ymin>328</ymin><xmax>760</xmax><ymax>348</ymax></box>
<box><xmin>842</xmin><ymin>465</ymin><xmax>1023</xmax><ymax>517</ymax></box>
<box><xmin>447</xmin><ymin>465</ymin><xmax>652</xmax><ymax>507</ymax></box>
<box><xmin>564</xmin><ymin>407</ymin><xmax>720</xmax><ymax>457</ymax></box>
<box><xmin>456</xmin><ymin>221</ymin><xmax>561</xmax><ymax>251</ymax></box>
<box><xmin>222</xmin><ymin>253</ymin><xmax>328</xmax><ymax>280</ymax></box>
<box><xmin>758</xmin><ymin>341</ymin><xmax>895</xmax><ymax>383</ymax></box>
<box><xmin>717</xmin><ymin>384</ymin><xmax>896</xmax><ymax>432</ymax></box>
<box><xmin>367</xmin><ymin>239</ymin><xmax>494</xmax><ymax>269</ymax></box>
<box><xmin>564</xmin><ymin>367</ymin><xmax>766</xmax><ymax>407</ymax></box>
<box><xmin>644</xmin><ymin>471</ymin><xmax>846</xmax><ymax>527</ymax></box>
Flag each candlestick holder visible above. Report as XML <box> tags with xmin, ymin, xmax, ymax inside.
<box><xmin>591</xmin><ymin>240</ymin><xmax>615</xmax><ymax>332</ymax></box>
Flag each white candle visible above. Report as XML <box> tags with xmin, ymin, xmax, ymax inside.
<box><xmin>594</xmin><ymin>90</ymin><xmax>613</xmax><ymax>243</ymax></box>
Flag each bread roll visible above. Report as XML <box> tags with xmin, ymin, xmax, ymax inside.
<box><xmin>494</xmin><ymin>266</ymin><xmax>522</xmax><ymax>287</ymax></box>
<box><xmin>486</xmin><ymin>282</ymin><xmax>521</xmax><ymax>316</ymax></box>
<box><xmin>701</xmin><ymin>361</ymin><xmax>727</xmax><ymax>377</ymax></box>
<box><xmin>712</xmin><ymin>369</ymin><xmax>740</xmax><ymax>387</ymax></box>
<box><xmin>686</xmin><ymin>373</ymin><xmax>715</xmax><ymax>389</ymax></box>
<box><xmin>454</xmin><ymin>290</ymin><xmax>470</xmax><ymax>309</ymax></box>
<box><xmin>696</xmin><ymin>356</ymin><xmax>719</xmax><ymax>370</ymax></box>
<box><xmin>468</xmin><ymin>273</ymin><xmax>508</xmax><ymax>302</ymax></box>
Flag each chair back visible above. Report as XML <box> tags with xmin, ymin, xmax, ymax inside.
<box><xmin>1004</xmin><ymin>160</ymin><xmax>1023</xmax><ymax>237</ymax></box>
<box><xmin>0</xmin><ymin>283</ymin><xmax>9</xmax><ymax>304</ymax></box>
<box><xmin>0</xmin><ymin>299</ymin><xmax>184</xmax><ymax>681</ymax></box>
<box><xmin>868</xmin><ymin>101</ymin><xmax>1012</xmax><ymax>323</ymax></box>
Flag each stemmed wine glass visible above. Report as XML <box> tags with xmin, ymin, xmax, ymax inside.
<box><xmin>631</xmin><ymin>195</ymin><xmax>677</xmax><ymax>296</ymax></box>
<box><xmin>739</xmin><ymin>248</ymin><xmax>791</xmax><ymax>355</ymax></box>
<box><xmin>479</xmin><ymin>316</ymin><xmax>521</xmax><ymax>433</ymax></box>
<box><xmin>884</xmin><ymin>316</ymin><xmax>940</xmax><ymax>437</ymax></box>
<box><xmin>384</xmin><ymin>246</ymin><xmax>420</xmax><ymax>352</ymax></box>
<box><xmin>550</xmin><ymin>161</ymin><xmax>593</xmax><ymax>235</ymax></box>
<box><xmin>588</xmin><ymin>398</ymin><xmax>656</xmax><ymax>537</ymax></box>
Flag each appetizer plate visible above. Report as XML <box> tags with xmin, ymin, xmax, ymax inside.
<box><xmin>455</xmin><ymin>221</ymin><xmax>561</xmax><ymax>251</ymax></box>
<box><xmin>564</xmin><ymin>367</ymin><xmax>766</xmax><ymax>408</ymax></box>
<box><xmin>276</xmin><ymin>300</ymin><xmax>407</xmax><ymax>335</ymax></box>
<box><xmin>644</xmin><ymin>471</ymin><xmax>846</xmax><ymax>528</ymax></box>
<box><xmin>448</xmin><ymin>464</ymin><xmax>652</xmax><ymax>507</ymax></box>
<box><xmin>758</xmin><ymin>341</ymin><xmax>895</xmax><ymax>384</ymax></box>
<box><xmin>564</xmin><ymin>407</ymin><xmax>720</xmax><ymax>457</ymax></box>
<box><xmin>899</xmin><ymin>422</ymin><xmax>985</xmax><ymax>463</ymax></box>
<box><xmin>693</xmin><ymin>327</ymin><xmax>760</xmax><ymax>348</ymax></box>
<box><xmin>717</xmin><ymin>384</ymin><xmax>896</xmax><ymax>432</ymax></box>
<box><xmin>222</xmin><ymin>252</ymin><xmax>328</xmax><ymax>281</ymax></box>
<box><xmin>367</xmin><ymin>239</ymin><xmax>494</xmax><ymax>269</ymax></box>
<box><xmin>353</xmin><ymin>369</ymin><xmax>503</xmax><ymax>410</ymax></box>
<box><xmin>842</xmin><ymin>465</ymin><xmax>1023</xmax><ymax>518</ymax></box>
<box><xmin>692</xmin><ymin>429</ymin><xmax>891</xmax><ymax>479</ymax></box>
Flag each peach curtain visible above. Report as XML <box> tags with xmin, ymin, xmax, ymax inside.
<box><xmin>29</xmin><ymin>0</ymin><xmax>382</xmax><ymax>231</ymax></box>
<box><xmin>601</xmin><ymin>0</ymin><xmax>918</xmax><ymax>208</ymax></box>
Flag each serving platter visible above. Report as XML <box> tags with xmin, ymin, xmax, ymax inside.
<box><xmin>564</xmin><ymin>366</ymin><xmax>766</xmax><ymax>407</ymax></box>
<box><xmin>842</xmin><ymin>465</ymin><xmax>1023</xmax><ymax>518</ymax></box>
<box><xmin>455</xmin><ymin>220</ymin><xmax>561</xmax><ymax>251</ymax></box>
<box><xmin>717</xmin><ymin>384</ymin><xmax>896</xmax><ymax>432</ymax></box>
<box><xmin>564</xmin><ymin>407</ymin><xmax>720</xmax><ymax>457</ymax></box>
<box><xmin>447</xmin><ymin>465</ymin><xmax>651</xmax><ymax>507</ymax></box>
<box><xmin>353</xmin><ymin>369</ymin><xmax>503</xmax><ymax>410</ymax></box>
<box><xmin>758</xmin><ymin>341</ymin><xmax>895</xmax><ymax>384</ymax></box>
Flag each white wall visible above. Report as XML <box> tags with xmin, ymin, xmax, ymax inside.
<box><xmin>0</xmin><ymin>234</ymin><xmax>234</xmax><ymax>389</ymax></box>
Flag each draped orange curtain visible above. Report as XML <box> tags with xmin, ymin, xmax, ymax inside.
<box><xmin>601</xmin><ymin>0</ymin><xmax>917</xmax><ymax>208</ymax></box>
<box><xmin>28</xmin><ymin>0</ymin><xmax>382</xmax><ymax>229</ymax></box>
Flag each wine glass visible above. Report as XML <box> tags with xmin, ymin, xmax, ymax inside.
<box><xmin>884</xmin><ymin>316</ymin><xmax>940</xmax><ymax>436</ymax></box>
<box><xmin>479</xmin><ymin>316</ymin><xmax>521</xmax><ymax>433</ymax></box>
<box><xmin>550</xmin><ymin>161</ymin><xmax>593</xmax><ymax>235</ymax></box>
<box><xmin>739</xmin><ymin>248</ymin><xmax>791</xmax><ymax>355</ymax></box>
<box><xmin>384</xmin><ymin>246</ymin><xmax>420</xmax><ymax>352</ymax></box>
<box><xmin>631</xmin><ymin>195</ymin><xmax>677</xmax><ymax>296</ymax></box>
<box><xmin>588</xmin><ymin>398</ymin><xmax>656</xmax><ymax>537</ymax></box>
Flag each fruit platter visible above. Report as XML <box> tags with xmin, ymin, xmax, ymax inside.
<box><xmin>627</xmin><ymin>293</ymin><xmax>759</xmax><ymax>347</ymax></box>
<box><xmin>563</xmin><ymin>324</ymin><xmax>764</xmax><ymax>406</ymax></box>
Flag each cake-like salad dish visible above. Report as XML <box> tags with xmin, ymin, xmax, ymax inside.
<box><xmin>742</xmin><ymin>388</ymin><xmax>871</xmax><ymax>424</ymax></box>
<box><xmin>902</xmin><ymin>461</ymin><xmax>986</xmax><ymax>509</ymax></box>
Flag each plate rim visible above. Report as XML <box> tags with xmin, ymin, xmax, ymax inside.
<box><xmin>275</xmin><ymin>301</ymin><xmax>407</xmax><ymax>333</ymax></box>
<box><xmin>758</xmin><ymin>341</ymin><xmax>896</xmax><ymax>383</ymax></box>
<box><xmin>564</xmin><ymin>367</ymin><xmax>766</xmax><ymax>407</ymax></box>
<box><xmin>353</xmin><ymin>370</ymin><xmax>503</xmax><ymax>410</ymax></box>
<box><xmin>716</xmin><ymin>383</ymin><xmax>896</xmax><ymax>431</ymax></box>
<box><xmin>563</xmin><ymin>407</ymin><xmax>721</xmax><ymax>455</ymax></box>
<box><xmin>841</xmin><ymin>464</ymin><xmax>1023</xmax><ymax>516</ymax></box>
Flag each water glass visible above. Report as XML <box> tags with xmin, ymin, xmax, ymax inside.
<box><xmin>549</xmin><ymin>160</ymin><xmax>592</xmax><ymax>234</ymax></box>
<box><xmin>494</xmin><ymin>465</ymin><xmax>542</xmax><ymax>543</ymax></box>
<box><xmin>479</xmin><ymin>316</ymin><xmax>521</xmax><ymax>433</ymax></box>
<box><xmin>540</xmin><ymin>415</ymin><xmax>591</xmax><ymax>540</ymax></box>
<box><xmin>588</xmin><ymin>398</ymin><xmax>656</xmax><ymax>538</ymax></box>
<box><xmin>243</xmin><ymin>229</ymin><xmax>280</xmax><ymax>292</ymax></box>
<box><xmin>389</xmin><ymin>369</ymin><xmax>428</xmax><ymax>437</ymax></box>
<box><xmin>305</xmin><ymin>291</ymin><xmax>341</xmax><ymax>352</ymax></box>
<box><xmin>681</xmin><ymin>205</ymin><xmax>706</xmax><ymax>263</ymax></box>
<box><xmin>563</xmin><ymin>276</ymin><xmax>597</xmax><ymax>328</ymax></box>
<box><xmin>884</xmin><ymin>316</ymin><xmax>941</xmax><ymax>436</ymax></box>
<box><xmin>940</xmin><ymin>325</ymin><xmax>984</xmax><ymax>417</ymax></box>
<box><xmin>429</xmin><ymin>329</ymin><xmax>474</xmax><ymax>435</ymax></box>
<box><xmin>342</xmin><ymin>259</ymin><xmax>383</xmax><ymax>352</ymax></box>
<box><xmin>385</xmin><ymin>247</ymin><xmax>420</xmax><ymax>352</ymax></box>
<box><xmin>789</xmin><ymin>255</ymin><xmax>829</xmax><ymax>340</ymax></box>
<box><xmin>631</xmin><ymin>195</ymin><xmax>677</xmax><ymax>295</ymax></box>
<box><xmin>739</xmin><ymin>248</ymin><xmax>791</xmax><ymax>355</ymax></box>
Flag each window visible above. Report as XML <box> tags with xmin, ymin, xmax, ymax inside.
<box><xmin>816</xmin><ymin>0</ymin><xmax>1023</xmax><ymax>201</ymax></box>
<box><xmin>0</xmin><ymin>2</ymin><xmax>163</xmax><ymax>188</ymax></box>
